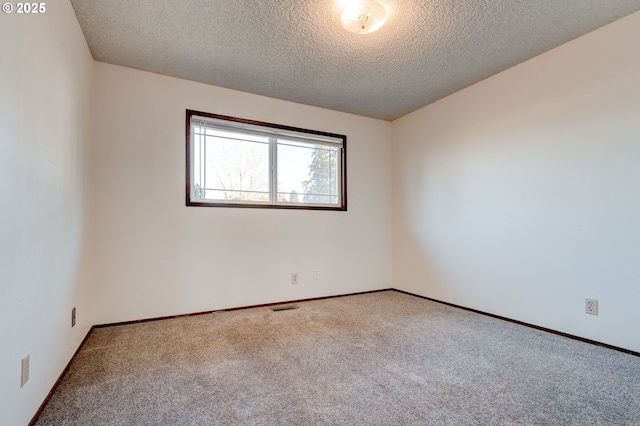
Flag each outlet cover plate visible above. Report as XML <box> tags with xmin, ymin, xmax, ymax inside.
<box><xmin>291</xmin><ymin>273</ymin><xmax>299</xmax><ymax>285</ymax></box>
<box><xmin>21</xmin><ymin>355</ymin><xmax>29</xmax><ymax>388</ymax></box>
<box><xmin>585</xmin><ymin>298</ymin><xmax>598</xmax><ymax>315</ymax></box>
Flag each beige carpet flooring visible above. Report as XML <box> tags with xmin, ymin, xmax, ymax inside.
<box><xmin>35</xmin><ymin>290</ymin><xmax>640</xmax><ymax>425</ymax></box>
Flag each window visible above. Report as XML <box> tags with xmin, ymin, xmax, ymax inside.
<box><xmin>186</xmin><ymin>110</ymin><xmax>347</xmax><ymax>210</ymax></box>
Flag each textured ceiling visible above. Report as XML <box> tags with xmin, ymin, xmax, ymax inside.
<box><xmin>70</xmin><ymin>0</ymin><xmax>640</xmax><ymax>121</ymax></box>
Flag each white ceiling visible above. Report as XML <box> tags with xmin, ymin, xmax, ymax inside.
<box><xmin>70</xmin><ymin>0</ymin><xmax>640</xmax><ymax>121</ymax></box>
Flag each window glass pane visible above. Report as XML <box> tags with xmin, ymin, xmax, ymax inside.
<box><xmin>277</xmin><ymin>140</ymin><xmax>340</xmax><ymax>205</ymax></box>
<box><xmin>194</xmin><ymin>129</ymin><xmax>270</xmax><ymax>202</ymax></box>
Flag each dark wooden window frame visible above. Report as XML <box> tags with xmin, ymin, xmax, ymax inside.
<box><xmin>186</xmin><ymin>109</ymin><xmax>347</xmax><ymax>211</ymax></box>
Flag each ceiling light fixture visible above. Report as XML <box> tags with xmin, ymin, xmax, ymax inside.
<box><xmin>340</xmin><ymin>0</ymin><xmax>388</xmax><ymax>34</ymax></box>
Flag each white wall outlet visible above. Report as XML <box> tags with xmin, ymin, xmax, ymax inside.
<box><xmin>314</xmin><ymin>269</ymin><xmax>319</xmax><ymax>280</ymax></box>
<box><xmin>21</xmin><ymin>354</ymin><xmax>29</xmax><ymax>388</ymax></box>
<box><xmin>72</xmin><ymin>307</ymin><xmax>76</xmax><ymax>327</ymax></box>
<box><xmin>585</xmin><ymin>298</ymin><xmax>598</xmax><ymax>315</ymax></box>
<box><xmin>291</xmin><ymin>273</ymin><xmax>299</xmax><ymax>285</ymax></box>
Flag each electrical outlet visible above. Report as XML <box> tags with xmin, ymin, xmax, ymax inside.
<box><xmin>72</xmin><ymin>307</ymin><xmax>76</xmax><ymax>327</ymax></box>
<box><xmin>585</xmin><ymin>298</ymin><xmax>598</xmax><ymax>315</ymax></box>
<box><xmin>291</xmin><ymin>273</ymin><xmax>299</xmax><ymax>285</ymax></box>
<box><xmin>21</xmin><ymin>355</ymin><xmax>29</xmax><ymax>388</ymax></box>
<box><xmin>314</xmin><ymin>269</ymin><xmax>319</xmax><ymax>280</ymax></box>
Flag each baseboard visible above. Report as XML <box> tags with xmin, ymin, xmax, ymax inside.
<box><xmin>393</xmin><ymin>289</ymin><xmax>640</xmax><ymax>358</ymax></box>
<box><xmin>28</xmin><ymin>327</ymin><xmax>94</xmax><ymax>426</ymax></box>
<box><xmin>93</xmin><ymin>288</ymin><xmax>394</xmax><ymax>329</ymax></box>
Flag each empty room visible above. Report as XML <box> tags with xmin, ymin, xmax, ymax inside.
<box><xmin>1</xmin><ymin>0</ymin><xmax>640</xmax><ymax>424</ymax></box>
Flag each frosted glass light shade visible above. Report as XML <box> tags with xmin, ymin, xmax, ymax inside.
<box><xmin>341</xmin><ymin>0</ymin><xmax>388</xmax><ymax>34</ymax></box>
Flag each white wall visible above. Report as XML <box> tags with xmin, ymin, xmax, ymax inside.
<box><xmin>0</xmin><ymin>2</ymin><xmax>94</xmax><ymax>425</ymax></box>
<box><xmin>392</xmin><ymin>11</ymin><xmax>640</xmax><ymax>352</ymax></box>
<box><xmin>90</xmin><ymin>63</ymin><xmax>392</xmax><ymax>325</ymax></box>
